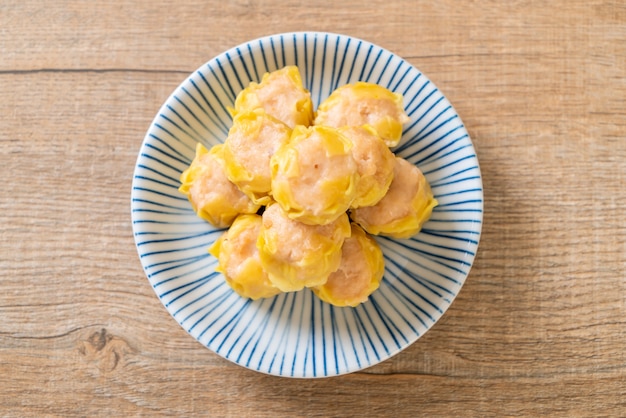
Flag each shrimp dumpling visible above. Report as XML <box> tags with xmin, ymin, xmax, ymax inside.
<box><xmin>350</xmin><ymin>157</ymin><xmax>438</xmax><ymax>239</ymax></box>
<box><xmin>222</xmin><ymin>109</ymin><xmax>291</xmax><ymax>205</ymax></box>
<box><xmin>209</xmin><ymin>214</ymin><xmax>281</xmax><ymax>300</ymax></box>
<box><xmin>314</xmin><ymin>81</ymin><xmax>409</xmax><ymax>148</ymax></box>
<box><xmin>231</xmin><ymin>66</ymin><xmax>314</xmax><ymax>129</ymax></box>
<box><xmin>313</xmin><ymin>223</ymin><xmax>384</xmax><ymax>307</ymax></box>
<box><xmin>271</xmin><ymin>125</ymin><xmax>359</xmax><ymax>225</ymax></box>
<box><xmin>339</xmin><ymin>125</ymin><xmax>395</xmax><ymax>209</ymax></box>
<box><xmin>178</xmin><ymin>143</ymin><xmax>260</xmax><ymax>228</ymax></box>
<box><xmin>257</xmin><ymin>203</ymin><xmax>351</xmax><ymax>292</ymax></box>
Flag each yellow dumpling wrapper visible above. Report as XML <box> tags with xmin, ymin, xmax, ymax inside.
<box><xmin>209</xmin><ymin>214</ymin><xmax>281</xmax><ymax>300</ymax></box>
<box><xmin>351</xmin><ymin>157</ymin><xmax>438</xmax><ymax>239</ymax></box>
<box><xmin>257</xmin><ymin>203</ymin><xmax>351</xmax><ymax>292</ymax></box>
<box><xmin>222</xmin><ymin>109</ymin><xmax>291</xmax><ymax>205</ymax></box>
<box><xmin>314</xmin><ymin>81</ymin><xmax>409</xmax><ymax>147</ymax></box>
<box><xmin>313</xmin><ymin>223</ymin><xmax>384</xmax><ymax>307</ymax></box>
<box><xmin>270</xmin><ymin>125</ymin><xmax>359</xmax><ymax>225</ymax></box>
<box><xmin>178</xmin><ymin>143</ymin><xmax>260</xmax><ymax>228</ymax></box>
<box><xmin>339</xmin><ymin>125</ymin><xmax>395</xmax><ymax>209</ymax></box>
<box><xmin>230</xmin><ymin>66</ymin><xmax>314</xmax><ymax>129</ymax></box>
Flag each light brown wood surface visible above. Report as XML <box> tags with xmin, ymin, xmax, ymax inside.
<box><xmin>2</xmin><ymin>1</ymin><xmax>625</xmax><ymax>416</ymax></box>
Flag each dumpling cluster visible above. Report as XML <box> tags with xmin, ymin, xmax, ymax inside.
<box><xmin>179</xmin><ymin>66</ymin><xmax>438</xmax><ymax>307</ymax></box>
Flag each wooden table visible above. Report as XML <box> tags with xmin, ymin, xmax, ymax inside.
<box><xmin>2</xmin><ymin>1</ymin><xmax>625</xmax><ymax>416</ymax></box>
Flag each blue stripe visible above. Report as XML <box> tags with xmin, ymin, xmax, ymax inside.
<box><xmin>384</xmin><ymin>271</ymin><xmax>437</xmax><ymax>324</ymax></box>
<box><xmin>378</xmin><ymin>237</ymin><xmax>468</xmax><ymax>278</ymax></box>
<box><xmin>316</xmin><ymin>34</ymin><xmax>328</xmax><ymax>106</ymax></box>
<box><xmin>346</xmin><ymin>40</ymin><xmax>361</xmax><ymax>84</ymax></box>
<box><xmin>132</xmin><ymin>186</ymin><xmax>187</xmax><ymax>202</ymax></box>
<box><xmin>173</xmin><ymin>93</ymin><xmax>216</xmax><ymax>139</ymax></box>
<box><xmin>247</xmin><ymin>43</ymin><xmax>260</xmax><ymax>81</ymax></box>
<box><xmin>197</xmin><ymin>71</ymin><xmax>232</xmax><ymax>123</ymax></box>
<box><xmin>369</xmin><ymin>299</ymin><xmax>403</xmax><ymax>350</ymax></box>
<box><xmin>401</xmin><ymin>72</ymin><xmax>422</xmax><ymax>97</ymax></box>
<box><xmin>160</xmin><ymin>109</ymin><xmax>203</xmax><ymax>144</ymax></box>
<box><xmin>333</xmin><ymin>37</ymin><xmax>350</xmax><ymax>91</ymax></box>
<box><xmin>382</xmin><ymin>58</ymin><xmax>402</xmax><ymax>90</ymax></box>
<box><xmin>236</xmin><ymin>48</ymin><xmax>253</xmax><ymax>83</ymax></box>
<box><xmin>158</xmin><ymin>273</ymin><xmax>213</xmax><ymax>302</ymax></box>
<box><xmin>240</xmin><ymin>299</ymin><xmax>277</xmax><ymax>366</ymax></box>
<box><xmin>225</xmin><ymin>52</ymin><xmax>245</xmax><ymax>92</ymax></box>
<box><xmin>423</xmin><ymin>154</ymin><xmax>476</xmax><ymax>176</ymax></box>
<box><xmin>364</xmin><ymin>49</ymin><xmax>383</xmax><ymax>81</ymax></box>
<box><xmin>279</xmin><ymin>35</ymin><xmax>286</xmax><ymax>68</ymax></box>
<box><xmin>360</xmin><ymin>302</ymin><xmax>391</xmax><ymax>355</ymax></box>
<box><xmin>291</xmin><ymin>290</ymin><xmax>307</xmax><ymax>376</ymax></box>
<box><xmin>148</xmin><ymin>254</ymin><xmax>208</xmax><ymax>278</ymax></box>
<box><xmin>420</xmin><ymin>229</ymin><xmax>480</xmax><ymax>245</ymax></box>
<box><xmin>270</xmin><ymin>37</ymin><xmax>279</xmax><ymax>69</ymax></box>
<box><xmin>131</xmin><ymin>197</ymin><xmax>191</xmax><ymax>212</ymax></box>
<box><xmin>214</xmin><ymin>57</ymin><xmax>237</xmax><ymax>100</ymax></box>
<box><xmin>329</xmin><ymin>35</ymin><xmax>339</xmax><ymax>99</ymax></box>
<box><xmin>136</xmin><ymin>229</ymin><xmax>216</xmax><ymax>247</ymax></box>
<box><xmin>358</xmin><ymin>44</ymin><xmax>373</xmax><ymax>80</ymax></box>
<box><xmin>302</xmin><ymin>33</ymin><xmax>309</xmax><ymax>90</ymax></box>
<box><xmin>223</xmin><ymin>301</ymin><xmax>260</xmax><ymax>358</ymax></box>
<box><xmin>147</xmin><ymin>131</ymin><xmax>194</xmax><ymax>161</ymax></box>
<box><xmin>258</xmin><ymin>39</ymin><xmax>269</xmax><ymax>74</ymax></box>
<box><xmin>431</xmin><ymin>174</ymin><xmax>482</xmax><ymax>188</ymax></box>
<box><xmin>383</xmin><ymin>245</ymin><xmax>456</xmax><ymax>297</ymax></box>
<box><xmin>371</xmin><ymin>288</ymin><xmax>415</xmax><ymax>342</ymax></box>
<box><xmin>352</xmin><ymin>307</ymin><xmax>380</xmax><ymax>361</ymax></box>
<box><xmin>133</xmin><ymin>175</ymin><xmax>178</xmax><ymax>190</ymax></box>
<box><xmin>409</xmin><ymin>134</ymin><xmax>470</xmax><ymax>165</ymax></box>
<box><xmin>153</xmin><ymin>261</ymin><xmax>217</xmax><ymax>289</ymax></box>
<box><xmin>310</xmin><ymin>292</ymin><xmax>317</xmax><ymax>376</ymax></box>
<box><xmin>144</xmin><ymin>142</ymin><xmax>189</xmax><ymax>168</ymax></box>
<box><xmin>137</xmin><ymin>163</ymin><xmax>182</xmax><ymax>185</ymax></box>
<box><xmin>309</xmin><ymin>34</ymin><xmax>318</xmax><ymax>97</ymax></box>
<box><xmin>184</xmin><ymin>81</ymin><xmax>230</xmax><ymax>136</ymax></box>
<box><xmin>204</xmin><ymin>296</ymin><xmax>250</xmax><ymax>344</ymax></box>
<box><xmin>257</xmin><ymin>294</ymin><xmax>289</xmax><ymax>372</ymax></box>
<box><xmin>376</xmin><ymin>54</ymin><xmax>394</xmax><ymax>85</ymax></box>
<box><xmin>340</xmin><ymin>308</ymin><xmax>362</xmax><ymax>369</ymax></box>
<box><xmin>184</xmin><ymin>288</ymin><xmax>231</xmax><ymax>331</ymax></box>
<box><xmin>329</xmin><ymin>307</ymin><xmax>340</xmax><ymax>375</ymax></box>
<box><xmin>381</xmin><ymin>243</ymin><xmax>463</xmax><ymax>290</ymax></box>
<box><xmin>392</xmin><ymin>65</ymin><xmax>412</xmax><ymax>92</ymax></box>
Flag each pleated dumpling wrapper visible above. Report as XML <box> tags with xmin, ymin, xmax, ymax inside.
<box><xmin>257</xmin><ymin>203</ymin><xmax>351</xmax><ymax>292</ymax></box>
<box><xmin>339</xmin><ymin>125</ymin><xmax>396</xmax><ymax>209</ymax></box>
<box><xmin>222</xmin><ymin>109</ymin><xmax>292</xmax><ymax>205</ymax></box>
<box><xmin>231</xmin><ymin>66</ymin><xmax>314</xmax><ymax>129</ymax></box>
<box><xmin>313</xmin><ymin>223</ymin><xmax>384</xmax><ymax>307</ymax></box>
<box><xmin>271</xmin><ymin>125</ymin><xmax>359</xmax><ymax>225</ymax></box>
<box><xmin>178</xmin><ymin>143</ymin><xmax>260</xmax><ymax>228</ymax></box>
<box><xmin>314</xmin><ymin>81</ymin><xmax>409</xmax><ymax>148</ymax></box>
<box><xmin>351</xmin><ymin>156</ymin><xmax>438</xmax><ymax>239</ymax></box>
<box><xmin>209</xmin><ymin>214</ymin><xmax>281</xmax><ymax>300</ymax></box>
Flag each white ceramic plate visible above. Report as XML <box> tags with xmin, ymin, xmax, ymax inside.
<box><xmin>131</xmin><ymin>32</ymin><xmax>483</xmax><ymax>378</ymax></box>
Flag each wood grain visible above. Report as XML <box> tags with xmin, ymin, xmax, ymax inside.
<box><xmin>1</xmin><ymin>0</ymin><xmax>625</xmax><ymax>416</ymax></box>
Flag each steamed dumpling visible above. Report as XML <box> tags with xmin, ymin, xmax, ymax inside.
<box><xmin>270</xmin><ymin>125</ymin><xmax>359</xmax><ymax>225</ymax></box>
<box><xmin>209</xmin><ymin>214</ymin><xmax>281</xmax><ymax>300</ymax></box>
<box><xmin>231</xmin><ymin>66</ymin><xmax>314</xmax><ymax>128</ymax></box>
<box><xmin>350</xmin><ymin>156</ymin><xmax>437</xmax><ymax>239</ymax></box>
<box><xmin>314</xmin><ymin>81</ymin><xmax>409</xmax><ymax>147</ymax></box>
<box><xmin>178</xmin><ymin>143</ymin><xmax>260</xmax><ymax>228</ymax></box>
<box><xmin>339</xmin><ymin>125</ymin><xmax>395</xmax><ymax>208</ymax></box>
<box><xmin>222</xmin><ymin>109</ymin><xmax>291</xmax><ymax>205</ymax></box>
<box><xmin>257</xmin><ymin>203</ymin><xmax>351</xmax><ymax>292</ymax></box>
<box><xmin>313</xmin><ymin>223</ymin><xmax>384</xmax><ymax>307</ymax></box>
